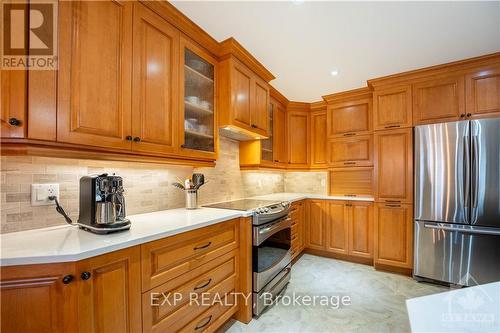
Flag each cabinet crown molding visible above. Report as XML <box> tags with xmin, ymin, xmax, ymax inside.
<box><xmin>270</xmin><ymin>85</ymin><xmax>290</xmax><ymax>107</ymax></box>
<box><xmin>323</xmin><ymin>87</ymin><xmax>372</xmax><ymax>104</ymax></box>
<box><xmin>367</xmin><ymin>52</ymin><xmax>500</xmax><ymax>89</ymax></box>
<box><xmin>310</xmin><ymin>101</ymin><xmax>327</xmax><ymax>112</ymax></box>
<box><xmin>218</xmin><ymin>37</ymin><xmax>275</xmax><ymax>82</ymax></box>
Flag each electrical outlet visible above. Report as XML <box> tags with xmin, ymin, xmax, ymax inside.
<box><xmin>31</xmin><ymin>184</ymin><xmax>60</xmax><ymax>206</ymax></box>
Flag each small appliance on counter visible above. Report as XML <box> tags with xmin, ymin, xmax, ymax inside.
<box><xmin>77</xmin><ymin>174</ymin><xmax>131</xmax><ymax>234</ymax></box>
<box><xmin>172</xmin><ymin>173</ymin><xmax>206</xmax><ymax>209</ymax></box>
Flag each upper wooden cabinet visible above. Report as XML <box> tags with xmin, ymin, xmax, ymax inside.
<box><xmin>374</xmin><ymin>128</ymin><xmax>413</xmax><ymax>204</ymax></box>
<box><xmin>412</xmin><ymin>75</ymin><xmax>465</xmax><ymax>125</ymax></box>
<box><xmin>325</xmin><ymin>88</ymin><xmax>372</xmax><ymax>138</ymax></box>
<box><xmin>328</xmin><ymin>135</ymin><xmax>373</xmax><ymax>167</ymax></box>
<box><xmin>218</xmin><ymin>57</ymin><xmax>270</xmax><ymax>137</ymax></box>
<box><xmin>57</xmin><ymin>1</ymin><xmax>133</xmax><ymax>150</ymax></box>
<box><xmin>179</xmin><ymin>36</ymin><xmax>218</xmax><ymax>159</ymax></box>
<box><xmin>273</xmin><ymin>100</ymin><xmax>288</xmax><ymax>165</ymax></box>
<box><xmin>1</xmin><ymin>70</ymin><xmax>27</xmax><ymax>138</ymax></box>
<box><xmin>373</xmin><ymin>85</ymin><xmax>412</xmax><ymax>130</ymax></box>
<box><xmin>131</xmin><ymin>3</ymin><xmax>179</xmax><ymax>155</ymax></box>
<box><xmin>310</xmin><ymin>103</ymin><xmax>328</xmax><ymax>169</ymax></box>
<box><xmin>465</xmin><ymin>65</ymin><xmax>500</xmax><ymax>119</ymax></box>
<box><xmin>374</xmin><ymin>203</ymin><xmax>413</xmax><ymax>269</ymax></box>
<box><xmin>287</xmin><ymin>105</ymin><xmax>310</xmax><ymax>168</ymax></box>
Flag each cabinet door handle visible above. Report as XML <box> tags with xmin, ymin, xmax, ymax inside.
<box><xmin>62</xmin><ymin>275</ymin><xmax>74</xmax><ymax>284</ymax></box>
<box><xmin>384</xmin><ymin>125</ymin><xmax>401</xmax><ymax>129</ymax></box>
<box><xmin>460</xmin><ymin>114</ymin><xmax>466</xmax><ymax>118</ymax></box>
<box><xmin>251</xmin><ymin>124</ymin><xmax>258</xmax><ymax>128</ymax></box>
<box><xmin>193</xmin><ymin>241</ymin><xmax>211</xmax><ymax>250</ymax></box>
<box><xmin>133</xmin><ymin>137</ymin><xmax>141</xmax><ymax>142</ymax></box>
<box><xmin>194</xmin><ymin>278</ymin><xmax>212</xmax><ymax>290</ymax></box>
<box><xmin>343</xmin><ymin>133</ymin><xmax>355</xmax><ymax>137</ymax></box>
<box><xmin>8</xmin><ymin>118</ymin><xmax>21</xmax><ymax>126</ymax></box>
<box><xmin>81</xmin><ymin>271</ymin><xmax>91</xmax><ymax>280</ymax></box>
<box><xmin>385</xmin><ymin>200</ymin><xmax>401</xmax><ymax>203</ymax></box>
<box><xmin>125</xmin><ymin>135</ymin><xmax>133</xmax><ymax>141</ymax></box>
<box><xmin>345</xmin><ymin>203</ymin><xmax>352</xmax><ymax>207</ymax></box>
<box><xmin>345</xmin><ymin>194</ymin><xmax>357</xmax><ymax>197</ymax></box>
<box><xmin>385</xmin><ymin>204</ymin><xmax>401</xmax><ymax>208</ymax></box>
<box><xmin>344</xmin><ymin>162</ymin><xmax>356</xmax><ymax>165</ymax></box>
<box><xmin>195</xmin><ymin>315</ymin><xmax>213</xmax><ymax>330</ymax></box>
<box><xmin>467</xmin><ymin>113</ymin><xmax>472</xmax><ymax>117</ymax></box>
<box><xmin>274</xmin><ymin>159</ymin><xmax>279</xmax><ymax>162</ymax></box>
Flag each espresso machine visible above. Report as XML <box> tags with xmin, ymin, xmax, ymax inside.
<box><xmin>77</xmin><ymin>174</ymin><xmax>131</xmax><ymax>234</ymax></box>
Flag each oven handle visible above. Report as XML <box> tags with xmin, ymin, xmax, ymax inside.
<box><xmin>254</xmin><ymin>217</ymin><xmax>291</xmax><ymax>246</ymax></box>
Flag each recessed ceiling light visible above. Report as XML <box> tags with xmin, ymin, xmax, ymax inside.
<box><xmin>330</xmin><ymin>69</ymin><xmax>339</xmax><ymax>76</ymax></box>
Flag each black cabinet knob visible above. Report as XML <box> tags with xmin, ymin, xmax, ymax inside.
<box><xmin>460</xmin><ymin>114</ymin><xmax>465</xmax><ymax>118</ymax></box>
<box><xmin>62</xmin><ymin>274</ymin><xmax>74</xmax><ymax>284</ymax></box>
<box><xmin>467</xmin><ymin>113</ymin><xmax>472</xmax><ymax>117</ymax></box>
<box><xmin>251</xmin><ymin>124</ymin><xmax>257</xmax><ymax>128</ymax></box>
<box><xmin>8</xmin><ymin>118</ymin><xmax>21</xmax><ymax>126</ymax></box>
<box><xmin>125</xmin><ymin>135</ymin><xmax>133</xmax><ymax>141</ymax></box>
<box><xmin>81</xmin><ymin>271</ymin><xmax>91</xmax><ymax>280</ymax></box>
<box><xmin>133</xmin><ymin>137</ymin><xmax>141</xmax><ymax>142</ymax></box>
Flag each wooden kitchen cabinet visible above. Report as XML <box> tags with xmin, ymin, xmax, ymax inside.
<box><xmin>1</xmin><ymin>70</ymin><xmax>27</xmax><ymax>138</ymax></box>
<box><xmin>465</xmin><ymin>65</ymin><xmax>500</xmax><ymax>119</ymax></box>
<box><xmin>348</xmin><ymin>201</ymin><xmax>373</xmax><ymax>259</ymax></box>
<box><xmin>77</xmin><ymin>246</ymin><xmax>142</xmax><ymax>333</ymax></box>
<box><xmin>326</xmin><ymin>89</ymin><xmax>372</xmax><ymax>138</ymax></box>
<box><xmin>328</xmin><ymin>135</ymin><xmax>373</xmax><ymax>167</ymax></box>
<box><xmin>0</xmin><ymin>263</ymin><xmax>77</xmax><ymax>333</ymax></box>
<box><xmin>131</xmin><ymin>3</ymin><xmax>179</xmax><ymax>155</ymax></box>
<box><xmin>310</xmin><ymin>104</ymin><xmax>328</xmax><ymax>169</ymax></box>
<box><xmin>329</xmin><ymin>167</ymin><xmax>374</xmax><ymax>197</ymax></box>
<box><xmin>287</xmin><ymin>108</ymin><xmax>310</xmax><ymax>168</ymax></box>
<box><xmin>412</xmin><ymin>75</ymin><xmax>465</xmax><ymax>125</ymax></box>
<box><xmin>291</xmin><ymin>200</ymin><xmax>306</xmax><ymax>260</ymax></box>
<box><xmin>374</xmin><ymin>128</ymin><xmax>413</xmax><ymax>204</ymax></box>
<box><xmin>179</xmin><ymin>36</ymin><xmax>218</xmax><ymax>158</ymax></box>
<box><xmin>373</xmin><ymin>85</ymin><xmax>412</xmax><ymax>130</ymax></box>
<box><xmin>218</xmin><ymin>56</ymin><xmax>269</xmax><ymax>137</ymax></box>
<box><xmin>306</xmin><ymin>200</ymin><xmax>327</xmax><ymax>250</ymax></box>
<box><xmin>325</xmin><ymin>201</ymin><xmax>349</xmax><ymax>255</ymax></box>
<box><xmin>374</xmin><ymin>203</ymin><xmax>413</xmax><ymax>269</ymax></box>
<box><xmin>274</xmin><ymin>100</ymin><xmax>288</xmax><ymax>165</ymax></box>
<box><xmin>57</xmin><ymin>0</ymin><xmax>133</xmax><ymax>150</ymax></box>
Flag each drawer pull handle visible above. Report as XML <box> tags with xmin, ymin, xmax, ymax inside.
<box><xmin>343</xmin><ymin>133</ymin><xmax>355</xmax><ymax>137</ymax></box>
<box><xmin>194</xmin><ymin>278</ymin><xmax>212</xmax><ymax>290</ymax></box>
<box><xmin>194</xmin><ymin>241</ymin><xmax>212</xmax><ymax>250</ymax></box>
<box><xmin>384</xmin><ymin>125</ymin><xmax>401</xmax><ymax>129</ymax></box>
<box><xmin>385</xmin><ymin>200</ymin><xmax>401</xmax><ymax>203</ymax></box>
<box><xmin>344</xmin><ymin>162</ymin><xmax>356</xmax><ymax>165</ymax></box>
<box><xmin>345</xmin><ymin>194</ymin><xmax>356</xmax><ymax>197</ymax></box>
<box><xmin>195</xmin><ymin>315</ymin><xmax>212</xmax><ymax>330</ymax></box>
<box><xmin>385</xmin><ymin>204</ymin><xmax>401</xmax><ymax>208</ymax></box>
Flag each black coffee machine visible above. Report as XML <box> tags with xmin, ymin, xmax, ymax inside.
<box><xmin>77</xmin><ymin>174</ymin><xmax>131</xmax><ymax>234</ymax></box>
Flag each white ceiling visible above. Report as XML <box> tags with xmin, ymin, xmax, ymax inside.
<box><xmin>172</xmin><ymin>1</ymin><xmax>500</xmax><ymax>102</ymax></box>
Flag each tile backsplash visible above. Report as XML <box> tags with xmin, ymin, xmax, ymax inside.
<box><xmin>0</xmin><ymin>137</ymin><xmax>327</xmax><ymax>234</ymax></box>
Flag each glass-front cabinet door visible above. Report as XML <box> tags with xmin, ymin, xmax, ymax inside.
<box><xmin>180</xmin><ymin>37</ymin><xmax>217</xmax><ymax>158</ymax></box>
<box><xmin>261</xmin><ymin>102</ymin><xmax>274</xmax><ymax>162</ymax></box>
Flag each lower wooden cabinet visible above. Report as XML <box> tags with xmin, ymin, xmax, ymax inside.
<box><xmin>0</xmin><ymin>262</ymin><xmax>77</xmax><ymax>333</ymax></box>
<box><xmin>374</xmin><ymin>203</ymin><xmax>413</xmax><ymax>269</ymax></box>
<box><xmin>291</xmin><ymin>200</ymin><xmax>305</xmax><ymax>259</ymax></box>
<box><xmin>306</xmin><ymin>199</ymin><xmax>373</xmax><ymax>260</ymax></box>
<box><xmin>77</xmin><ymin>247</ymin><xmax>142</xmax><ymax>333</ymax></box>
<box><xmin>0</xmin><ymin>218</ymin><xmax>249</xmax><ymax>333</ymax></box>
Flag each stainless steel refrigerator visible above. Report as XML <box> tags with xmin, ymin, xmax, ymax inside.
<box><xmin>414</xmin><ymin>118</ymin><xmax>500</xmax><ymax>286</ymax></box>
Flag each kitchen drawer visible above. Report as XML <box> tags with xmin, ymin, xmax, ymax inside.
<box><xmin>179</xmin><ymin>290</ymin><xmax>237</xmax><ymax>333</ymax></box>
<box><xmin>142</xmin><ymin>251</ymin><xmax>237</xmax><ymax>333</ymax></box>
<box><xmin>291</xmin><ymin>223</ymin><xmax>299</xmax><ymax>236</ymax></box>
<box><xmin>141</xmin><ymin>219</ymin><xmax>239</xmax><ymax>291</ymax></box>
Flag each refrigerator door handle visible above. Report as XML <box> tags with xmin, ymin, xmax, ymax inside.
<box><xmin>471</xmin><ymin>134</ymin><xmax>479</xmax><ymax>223</ymax></box>
<box><xmin>463</xmin><ymin>135</ymin><xmax>470</xmax><ymax>223</ymax></box>
<box><xmin>424</xmin><ymin>223</ymin><xmax>500</xmax><ymax>236</ymax></box>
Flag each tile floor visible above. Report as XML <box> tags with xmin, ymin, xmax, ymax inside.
<box><xmin>220</xmin><ymin>254</ymin><xmax>447</xmax><ymax>333</ymax></box>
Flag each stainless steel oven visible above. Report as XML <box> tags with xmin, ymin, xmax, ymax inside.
<box><xmin>252</xmin><ymin>213</ymin><xmax>292</xmax><ymax>315</ymax></box>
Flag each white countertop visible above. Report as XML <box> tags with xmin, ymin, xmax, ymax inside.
<box><xmin>406</xmin><ymin>282</ymin><xmax>500</xmax><ymax>332</ymax></box>
<box><xmin>0</xmin><ymin>192</ymin><xmax>374</xmax><ymax>266</ymax></box>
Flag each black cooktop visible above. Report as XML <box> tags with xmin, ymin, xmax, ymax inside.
<box><xmin>203</xmin><ymin>199</ymin><xmax>281</xmax><ymax>211</ymax></box>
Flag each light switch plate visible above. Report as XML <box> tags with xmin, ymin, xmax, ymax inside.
<box><xmin>31</xmin><ymin>184</ymin><xmax>59</xmax><ymax>206</ymax></box>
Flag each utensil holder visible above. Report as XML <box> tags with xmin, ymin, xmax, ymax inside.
<box><xmin>185</xmin><ymin>189</ymin><xmax>198</xmax><ymax>209</ymax></box>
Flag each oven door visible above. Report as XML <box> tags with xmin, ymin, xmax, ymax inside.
<box><xmin>253</xmin><ymin>216</ymin><xmax>291</xmax><ymax>292</ymax></box>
